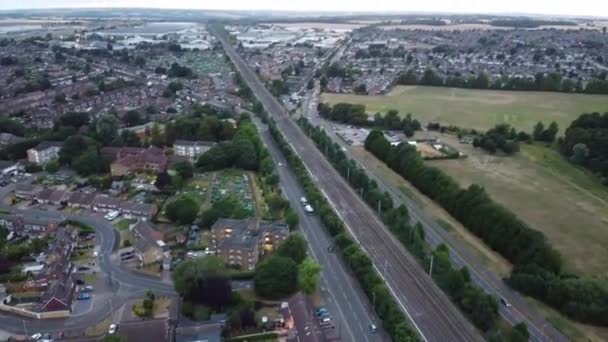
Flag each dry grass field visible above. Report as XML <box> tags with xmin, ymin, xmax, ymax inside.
<box><xmin>427</xmin><ymin>134</ymin><xmax>608</xmax><ymax>280</ymax></box>
<box><xmin>322</xmin><ymin>86</ymin><xmax>608</xmax><ymax>132</ymax></box>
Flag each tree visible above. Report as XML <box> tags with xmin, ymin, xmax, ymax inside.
<box><xmin>155</xmin><ymin>171</ymin><xmax>171</xmax><ymax>189</ymax></box>
<box><xmin>533</xmin><ymin>122</ymin><xmax>545</xmax><ymax>141</ymax></box>
<box><xmin>541</xmin><ymin>121</ymin><xmax>559</xmax><ymax>142</ymax></box>
<box><xmin>72</xmin><ymin>149</ymin><xmax>102</xmax><ymax>176</ymax></box>
<box><xmin>277</xmin><ymin>234</ymin><xmax>308</xmax><ymax>264</ymax></box>
<box><xmin>95</xmin><ymin>115</ymin><xmax>119</xmax><ymax>145</ymax></box>
<box><xmin>509</xmin><ymin>323</ymin><xmax>530</xmax><ymax>342</ymax></box>
<box><xmin>165</xmin><ymin>196</ymin><xmax>198</xmax><ymax>224</ymax></box>
<box><xmin>569</xmin><ymin>143</ymin><xmax>589</xmax><ymax>165</ymax></box>
<box><xmin>150</xmin><ymin>124</ymin><xmax>164</xmax><ymax>147</ymax></box>
<box><xmin>254</xmin><ymin>256</ymin><xmax>298</xmax><ymax>299</ymax></box>
<box><xmin>173</xmin><ymin>160</ymin><xmax>194</xmax><ymax>179</ymax></box>
<box><xmin>298</xmin><ymin>257</ymin><xmax>322</xmax><ymax>295</ymax></box>
<box><xmin>123</xmin><ymin>110</ymin><xmax>144</xmax><ymax>127</ymax></box>
<box><xmin>44</xmin><ymin>160</ymin><xmax>60</xmax><ymax>173</ymax></box>
<box><xmin>173</xmin><ymin>256</ymin><xmax>232</xmax><ymax>310</ymax></box>
<box><xmin>285</xmin><ymin>209</ymin><xmax>299</xmax><ymax>229</ymax></box>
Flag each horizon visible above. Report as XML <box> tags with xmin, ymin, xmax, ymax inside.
<box><xmin>1</xmin><ymin>1</ymin><xmax>607</xmax><ymax>19</ymax></box>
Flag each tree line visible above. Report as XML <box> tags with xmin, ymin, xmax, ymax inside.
<box><xmin>260</xmin><ymin>113</ymin><xmax>420</xmax><ymax>341</ymax></box>
<box><xmin>316</xmin><ymin>103</ymin><xmax>421</xmax><ymax>137</ymax></box>
<box><xmin>471</xmin><ymin>121</ymin><xmax>558</xmax><ymax>155</ymax></box>
<box><xmin>559</xmin><ymin>112</ymin><xmax>608</xmax><ymax>182</ymax></box>
<box><xmin>396</xmin><ymin>68</ymin><xmax>608</xmax><ymax>95</ymax></box>
<box><xmin>365</xmin><ymin>129</ymin><xmax>608</xmax><ymax>326</ymax></box>
<box><xmin>297</xmin><ymin>117</ymin><xmax>510</xmax><ymax>335</ymax></box>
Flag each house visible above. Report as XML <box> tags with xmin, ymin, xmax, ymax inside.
<box><xmin>0</xmin><ymin>214</ymin><xmax>60</xmax><ymax>235</ymax></box>
<box><xmin>173</xmin><ymin>140</ymin><xmax>215</xmax><ymax>159</ymax></box>
<box><xmin>27</xmin><ymin>141</ymin><xmax>63</xmax><ymax>165</ymax></box>
<box><xmin>175</xmin><ymin>322</ymin><xmax>222</xmax><ymax>342</ymax></box>
<box><xmin>0</xmin><ymin>160</ymin><xmax>21</xmax><ymax>175</ymax></box>
<box><xmin>14</xmin><ymin>183</ymin><xmax>41</xmax><ymax>200</ymax></box>
<box><xmin>92</xmin><ymin>195</ymin><xmax>120</xmax><ymax>212</ymax></box>
<box><xmin>67</xmin><ymin>191</ymin><xmax>96</xmax><ymax>209</ymax></box>
<box><xmin>120</xmin><ymin>202</ymin><xmax>158</xmax><ymax>219</ymax></box>
<box><xmin>210</xmin><ymin>218</ymin><xmax>289</xmax><ymax>270</ymax></box>
<box><xmin>35</xmin><ymin>189</ymin><xmax>69</xmax><ymax>205</ymax></box>
<box><xmin>0</xmin><ymin>132</ymin><xmax>25</xmax><ymax>146</ymax></box>
<box><xmin>117</xmin><ymin>122</ymin><xmax>164</xmax><ymax>140</ymax></box>
<box><xmin>102</xmin><ymin>146</ymin><xmax>168</xmax><ymax>177</ymax></box>
<box><xmin>34</xmin><ymin>226</ymin><xmax>79</xmax><ymax>313</ymax></box>
<box><xmin>131</xmin><ymin>220</ymin><xmax>166</xmax><ymax>265</ymax></box>
<box><xmin>116</xmin><ymin>318</ymin><xmax>172</xmax><ymax>342</ymax></box>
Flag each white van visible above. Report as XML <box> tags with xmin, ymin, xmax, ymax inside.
<box><xmin>104</xmin><ymin>211</ymin><xmax>120</xmax><ymax>221</ymax></box>
<box><xmin>304</xmin><ymin>204</ymin><xmax>314</xmax><ymax>214</ymax></box>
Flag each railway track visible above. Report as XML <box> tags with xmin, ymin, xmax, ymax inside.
<box><xmin>211</xmin><ymin>24</ymin><xmax>483</xmax><ymax>342</ymax></box>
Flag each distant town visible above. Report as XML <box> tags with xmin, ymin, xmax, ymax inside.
<box><xmin>0</xmin><ymin>8</ymin><xmax>606</xmax><ymax>342</ymax></box>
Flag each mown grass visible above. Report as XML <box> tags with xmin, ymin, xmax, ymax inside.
<box><xmin>322</xmin><ymin>85</ymin><xmax>608</xmax><ymax>131</ymax></box>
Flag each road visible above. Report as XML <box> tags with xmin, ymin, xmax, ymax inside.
<box><xmin>303</xmin><ymin>91</ymin><xmax>568</xmax><ymax>342</ymax></box>
<box><xmin>211</xmin><ymin>24</ymin><xmax>483</xmax><ymax>342</ymax></box>
<box><xmin>251</xmin><ymin>116</ymin><xmax>390</xmax><ymax>342</ymax></box>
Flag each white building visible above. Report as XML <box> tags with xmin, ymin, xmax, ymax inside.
<box><xmin>173</xmin><ymin>140</ymin><xmax>215</xmax><ymax>159</ymax></box>
<box><xmin>27</xmin><ymin>141</ymin><xmax>63</xmax><ymax>165</ymax></box>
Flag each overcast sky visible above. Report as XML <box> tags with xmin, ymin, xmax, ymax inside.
<box><xmin>0</xmin><ymin>0</ymin><xmax>607</xmax><ymax>18</ymax></box>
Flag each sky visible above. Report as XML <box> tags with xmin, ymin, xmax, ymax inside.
<box><xmin>0</xmin><ymin>0</ymin><xmax>607</xmax><ymax>18</ymax></box>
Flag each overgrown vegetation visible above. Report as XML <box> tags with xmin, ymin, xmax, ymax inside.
<box><xmin>316</xmin><ymin>103</ymin><xmax>421</xmax><ymax>136</ymax></box>
<box><xmin>559</xmin><ymin>112</ymin><xmax>608</xmax><ymax>183</ymax></box>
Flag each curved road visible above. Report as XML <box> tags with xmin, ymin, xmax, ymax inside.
<box><xmin>0</xmin><ymin>189</ymin><xmax>174</xmax><ymax>335</ymax></box>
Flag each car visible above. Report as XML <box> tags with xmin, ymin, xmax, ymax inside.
<box><xmin>77</xmin><ymin>293</ymin><xmax>91</xmax><ymax>300</ymax></box>
<box><xmin>31</xmin><ymin>333</ymin><xmax>42</xmax><ymax>340</ymax></box>
<box><xmin>314</xmin><ymin>307</ymin><xmax>328</xmax><ymax>316</ymax></box>
<box><xmin>108</xmin><ymin>324</ymin><xmax>117</xmax><ymax>335</ymax></box>
<box><xmin>500</xmin><ymin>298</ymin><xmax>512</xmax><ymax>308</ymax></box>
<box><xmin>84</xmin><ymin>285</ymin><xmax>94</xmax><ymax>292</ymax></box>
<box><xmin>369</xmin><ymin>323</ymin><xmax>377</xmax><ymax>333</ymax></box>
<box><xmin>75</xmin><ymin>279</ymin><xmax>85</xmax><ymax>285</ymax></box>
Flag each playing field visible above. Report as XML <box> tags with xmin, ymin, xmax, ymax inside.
<box><xmin>321</xmin><ymin>86</ymin><xmax>608</xmax><ymax>132</ymax></box>
<box><xmin>426</xmin><ymin>134</ymin><xmax>608</xmax><ymax>280</ymax></box>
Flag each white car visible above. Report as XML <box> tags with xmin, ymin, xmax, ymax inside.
<box><xmin>31</xmin><ymin>333</ymin><xmax>42</xmax><ymax>340</ymax></box>
<box><xmin>108</xmin><ymin>324</ymin><xmax>117</xmax><ymax>334</ymax></box>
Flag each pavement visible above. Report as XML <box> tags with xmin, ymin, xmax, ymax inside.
<box><xmin>304</xmin><ymin>92</ymin><xmax>568</xmax><ymax>342</ymax></box>
<box><xmin>211</xmin><ymin>24</ymin><xmax>483</xmax><ymax>342</ymax></box>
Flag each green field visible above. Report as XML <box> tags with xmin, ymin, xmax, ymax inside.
<box><xmin>321</xmin><ymin>86</ymin><xmax>608</xmax><ymax>132</ymax></box>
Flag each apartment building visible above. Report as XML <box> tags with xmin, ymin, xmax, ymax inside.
<box><xmin>210</xmin><ymin>218</ymin><xmax>289</xmax><ymax>270</ymax></box>
<box><xmin>173</xmin><ymin>140</ymin><xmax>215</xmax><ymax>159</ymax></box>
<box><xmin>27</xmin><ymin>141</ymin><xmax>63</xmax><ymax>165</ymax></box>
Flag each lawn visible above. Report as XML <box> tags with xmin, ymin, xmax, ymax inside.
<box><xmin>115</xmin><ymin>218</ymin><xmax>136</xmax><ymax>231</ymax></box>
<box><xmin>427</xmin><ymin>135</ymin><xmax>608</xmax><ymax>279</ymax></box>
<box><xmin>321</xmin><ymin>85</ymin><xmax>608</xmax><ymax>132</ymax></box>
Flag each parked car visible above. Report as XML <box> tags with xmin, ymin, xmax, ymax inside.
<box><xmin>77</xmin><ymin>293</ymin><xmax>91</xmax><ymax>300</ymax></box>
<box><xmin>75</xmin><ymin>279</ymin><xmax>85</xmax><ymax>285</ymax></box>
<box><xmin>108</xmin><ymin>324</ymin><xmax>117</xmax><ymax>334</ymax></box>
<box><xmin>83</xmin><ymin>286</ymin><xmax>94</xmax><ymax>292</ymax></box>
<box><xmin>30</xmin><ymin>333</ymin><xmax>42</xmax><ymax>340</ymax></box>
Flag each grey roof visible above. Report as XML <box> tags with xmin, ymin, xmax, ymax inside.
<box><xmin>30</xmin><ymin>141</ymin><xmax>63</xmax><ymax>152</ymax></box>
<box><xmin>173</xmin><ymin>140</ymin><xmax>215</xmax><ymax>147</ymax></box>
<box><xmin>176</xmin><ymin>322</ymin><xmax>222</xmax><ymax>342</ymax></box>
<box><xmin>0</xmin><ymin>160</ymin><xmax>17</xmax><ymax>169</ymax></box>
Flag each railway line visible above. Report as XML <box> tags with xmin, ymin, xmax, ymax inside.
<box><xmin>211</xmin><ymin>24</ymin><xmax>483</xmax><ymax>342</ymax></box>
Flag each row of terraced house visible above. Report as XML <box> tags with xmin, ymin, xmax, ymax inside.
<box><xmin>14</xmin><ymin>184</ymin><xmax>158</xmax><ymax>218</ymax></box>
